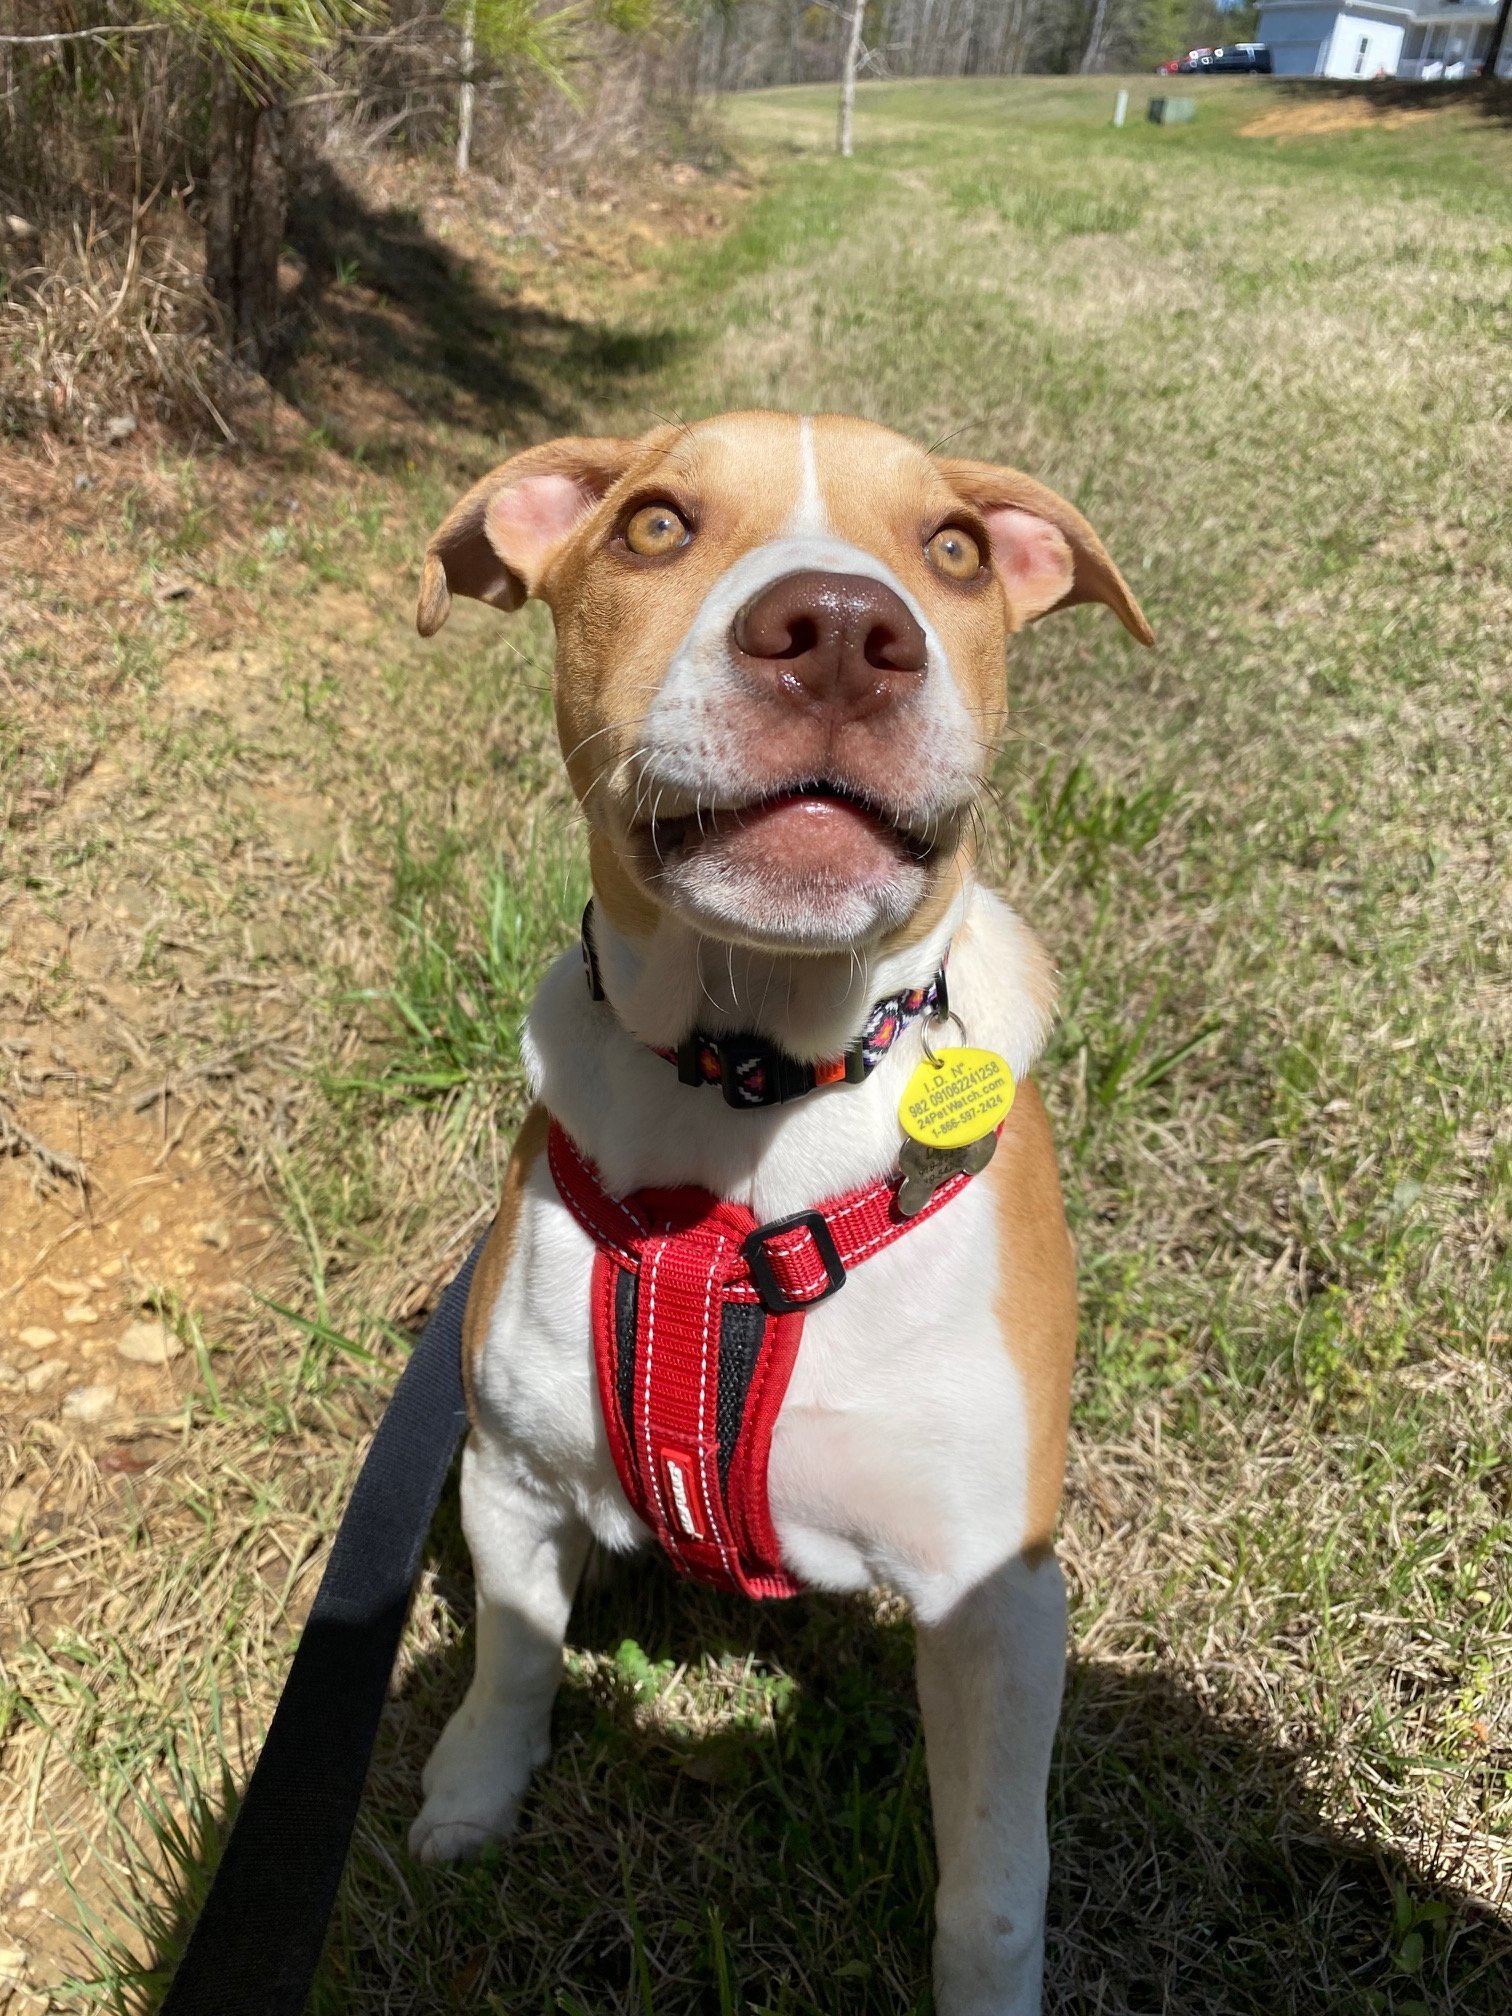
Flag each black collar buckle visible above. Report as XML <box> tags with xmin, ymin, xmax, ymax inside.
<box><xmin>742</xmin><ymin>1210</ymin><xmax>847</xmax><ymax>1314</ymax></box>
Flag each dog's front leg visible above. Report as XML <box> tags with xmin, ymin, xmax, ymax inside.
<box><xmin>409</xmin><ymin>1429</ymin><xmax>590</xmax><ymax>1865</ymax></box>
<box><xmin>916</xmin><ymin>1550</ymin><xmax>1067</xmax><ymax>2016</ymax></box>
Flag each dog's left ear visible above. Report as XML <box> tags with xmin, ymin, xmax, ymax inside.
<box><xmin>935</xmin><ymin>457</ymin><xmax>1154</xmax><ymax>645</ymax></box>
<box><xmin>417</xmin><ymin>435</ymin><xmax>641</xmax><ymax>637</ymax></box>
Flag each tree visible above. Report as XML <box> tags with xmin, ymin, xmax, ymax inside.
<box><xmin>1079</xmin><ymin>0</ymin><xmax>1110</xmax><ymax>71</ymax></box>
<box><xmin>457</xmin><ymin>0</ymin><xmax>478</xmax><ymax>171</ymax></box>
<box><xmin>837</xmin><ymin>0</ymin><xmax>865</xmax><ymax>152</ymax></box>
<box><xmin>0</xmin><ymin>0</ymin><xmax>593</xmax><ymax>366</ymax></box>
<box><xmin>447</xmin><ymin>0</ymin><xmax>584</xmax><ymax>178</ymax></box>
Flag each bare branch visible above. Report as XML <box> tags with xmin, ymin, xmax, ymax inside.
<box><xmin>0</xmin><ymin>23</ymin><xmax>169</xmax><ymax>45</ymax></box>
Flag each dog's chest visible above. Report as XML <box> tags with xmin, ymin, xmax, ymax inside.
<box><xmin>475</xmin><ymin>1165</ymin><xmax>1030</xmax><ymax>1620</ymax></box>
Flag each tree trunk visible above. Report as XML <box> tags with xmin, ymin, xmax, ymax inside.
<box><xmin>456</xmin><ymin>0</ymin><xmax>476</xmax><ymax>175</ymax></box>
<box><xmin>205</xmin><ymin>59</ymin><xmax>287</xmax><ymax>368</ymax></box>
<box><xmin>838</xmin><ymin>0</ymin><xmax>866</xmax><ymax>155</ymax></box>
<box><xmin>1079</xmin><ymin>0</ymin><xmax>1111</xmax><ymax>73</ymax></box>
<box><xmin>1485</xmin><ymin>0</ymin><xmax>1512</xmax><ymax>78</ymax></box>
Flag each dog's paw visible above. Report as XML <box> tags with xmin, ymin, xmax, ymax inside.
<box><xmin>408</xmin><ymin>1804</ymin><xmax>518</xmax><ymax>1866</ymax></box>
<box><xmin>409</xmin><ymin>1698</ymin><xmax>547</xmax><ymax>1865</ymax></box>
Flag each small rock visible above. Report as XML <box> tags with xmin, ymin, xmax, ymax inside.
<box><xmin>64</xmin><ymin>1302</ymin><xmax>100</xmax><ymax>1325</ymax></box>
<box><xmin>3</xmin><ymin>211</ymin><xmax>38</xmax><ymax>241</ymax></box>
<box><xmin>0</xmin><ymin>1941</ymin><xmax>27</xmax><ymax>1984</ymax></box>
<box><xmin>103</xmin><ymin>413</ymin><xmax>137</xmax><ymax>444</ymax></box>
<box><xmin>153</xmin><ymin>573</ymin><xmax>195</xmax><ymax>605</ymax></box>
<box><xmin>61</xmin><ymin>1383</ymin><xmax>117</xmax><ymax>1425</ymax></box>
<box><xmin>74</xmin><ymin>470</ymin><xmax>95</xmax><ymax>493</ymax></box>
<box><xmin>48</xmin><ymin>1278</ymin><xmax>91</xmax><ymax>1299</ymax></box>
<box><xmin>0</xmin><ymin>1360</ymin><xmax>21</xmax><ymax>1388</ymax></box>
<box><xmin>140</xmin><ymin>1212</ymin><xmax>162</xmax><ymax>1236</ymax></box>
<box><xmin>23</xmin><ymin>1358</ymin><xmax>67</xmax><ymax>1394</ymax></box>
<box><xmin>117</xmin><ymin>1318</ymin><xmax>182</xmax><ymax>1366</ymax></box>
<box><xmin>98</xmin><ymin>1445</ymin><xmax>149</xmax><ymax>1476</ymax></box>
<box><xmin>18</xmin><ymin>1326</ymin><xmax>58</xmax><ymax>1349</ymax></box>
<box><xmin>99</xmin><ymin>1259</ymin><xmax>124</xmax><ymax>1280</ymax></box>
<box><xmin>197</xmin><ymin>1218</ymin><xmax>230</xmax><ymax>1250</ymax></box>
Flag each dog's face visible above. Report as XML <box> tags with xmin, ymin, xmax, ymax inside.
<box><xmin>419</xmin><ymin>412</ymin><xmax>1150</xmax><ymax>953</ymax></box>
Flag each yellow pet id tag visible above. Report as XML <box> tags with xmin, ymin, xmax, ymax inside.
<box><xmin>896</xmin><ymin>1044</ymin><xmax>1016</xmax><ymax>1216</ymax></box>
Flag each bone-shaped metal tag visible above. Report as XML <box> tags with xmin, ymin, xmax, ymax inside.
<box><xmin>896</xmin><ymin>1131</ymin><xmax>997</xmax><ymax>1217</ymax></box>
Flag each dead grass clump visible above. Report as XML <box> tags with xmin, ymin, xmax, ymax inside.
<box><xmin>1241</xmin><ymin>102</ymin><xmax>1438</xmax><ymax>139</ymax></box>
<box><xmin>0</xmin><ymin>215</ymin><xmax>251</xmax><ymax>446</ymax></box>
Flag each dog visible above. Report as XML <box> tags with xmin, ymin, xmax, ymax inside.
<box><xmin>407</xmin><ymin>411</ymin><xmax>1151</xmax><ymax>2014</ymax></box>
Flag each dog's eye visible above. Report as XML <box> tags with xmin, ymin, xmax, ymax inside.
<box><xmin>925</xmin><ymin>526</ymin><xmax>983</xmax><ymax>581</ymax></box>
<box><xmin>624</xmin><ymin>503</ymin><xmax>691</xmax><ymax>557</ymax></box>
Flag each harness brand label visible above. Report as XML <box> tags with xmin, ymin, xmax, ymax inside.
<box><xmin>661</xmin><ymin>1448</ymin><xmax>707</xmax><ymax>1541</ymax></box>
<box><xmin>899</xmin><ymin>1046</ymin><xmax>1016</xmax><ymax>1150</ymax></box>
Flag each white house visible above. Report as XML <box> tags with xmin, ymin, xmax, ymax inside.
<box><xmin>1254</xmin><ymin>0</ymin><xmax>1508</xmax><ymax>78</ymax></box>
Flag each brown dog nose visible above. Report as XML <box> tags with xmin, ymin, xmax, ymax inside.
<box><xmin>732</xmin><ymin>570</ymin><xmax>928</xmax><ymax>720</ymax></box>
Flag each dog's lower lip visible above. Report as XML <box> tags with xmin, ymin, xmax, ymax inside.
<box><xmin>646</xmin><ymin>784</ymin><xmax>934</xmax><ymax>861</ymax></box>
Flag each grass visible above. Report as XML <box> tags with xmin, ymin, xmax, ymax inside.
<box><xmin>1</xmin><ymin>71</ymin><xmax>1509</xmax><ymax>2016</ymax></box>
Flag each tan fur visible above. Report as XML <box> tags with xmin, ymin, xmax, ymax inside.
<box><xmin>934</xmin><ymin>454</ymin><xmax>1155</xmax><ymax>645</ymax></box>
<box><xmin>418</xmin><ymin>413</ymin><xmax>1150</xmax><ymax>963</ymax></box>
<box><xmin>987</xmin><ymin>1080</ymin><xmax>1077</xmax><ymax>1559</ymax></box>
<box><xmin>413</xmin><ymin>419</ymin><xmax>1120</xmax><ymax>1993</ymax></box>
<box><xmin>461</xmin><ymin>1105</ymin><xmax>550</xmax><ymax>1416</ymax></box>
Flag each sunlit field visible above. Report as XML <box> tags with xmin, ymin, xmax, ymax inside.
<box><xmin>2</xmin><ymin>73</ymin><xmax>1509</xmax><ymax>2015</ymax></box>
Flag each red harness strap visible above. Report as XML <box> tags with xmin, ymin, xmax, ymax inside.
<box><xmin>547</xmin><ymin>1120</ymin><xmax>976</xmax><ymax>1599</ymax></box>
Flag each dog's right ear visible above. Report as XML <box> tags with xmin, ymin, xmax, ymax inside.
<box><xmin>417</xmin><ymin>436</ymin><xmax>642</xmax><ymax>637</ymax></box>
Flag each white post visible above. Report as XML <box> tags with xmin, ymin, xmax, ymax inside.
<box><xmin>456</xmin><ymin>0</ymin><xmax>476</xmax><ymax>176</ymax></box>
<box><xmin>1113</xmin><ymin>88</ymin><xmax>1128</xmax><ymax>126</ymax></box>
<box><xmin>838</xmin><ymin>0</ymin><xmax>866</xmax><ymax>157</ymax></box>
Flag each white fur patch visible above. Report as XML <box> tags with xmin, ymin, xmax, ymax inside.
<box><xmin>636</xmin><ymin>528</ymin><xmax>979</xmax><ymax>825</ymax></box>
<box><xmin>790</xmin><ymin>416</ymin><xmax>825</xmax><ymax>536</ymax></box>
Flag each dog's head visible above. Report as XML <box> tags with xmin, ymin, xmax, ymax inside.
<box><xmin>419</xmin><ymin>412</ymin><xmax>1151</xmax><ymax>953</ymax></box>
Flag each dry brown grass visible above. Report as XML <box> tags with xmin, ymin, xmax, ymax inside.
<box><xmin>1239</xmin><ymin>103</ymin><xmax>1437</xmax><ymax>138</ymax></box>
<box><xmin>0</xmin><ymin>216</ymin><xmax>251</xmax><ymax>448</ymax></box>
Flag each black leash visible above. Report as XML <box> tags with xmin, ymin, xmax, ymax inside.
<box><xmin>160</xmin><ymin>1239</ymin><xmax>481</xmax><ymax>2016</ymax></box>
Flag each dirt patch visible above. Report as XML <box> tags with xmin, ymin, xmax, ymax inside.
<box><xmin>1242</xmin><ymin>103</ymin><xmax>1439</xmax><ymax>139</ymax></box>
<box><xmin>0</xmin><ymin>1094</ymin><xmax>277</xmax><ymax>1455</ymax></box>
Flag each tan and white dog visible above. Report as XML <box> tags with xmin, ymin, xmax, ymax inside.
<box><xmin>408</xmin><ymin>412</ymin><xmax>1151</xmax><ymax>2014</ymax></box>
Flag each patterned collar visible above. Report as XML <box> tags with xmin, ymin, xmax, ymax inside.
<box><xmin>580</xmin><ymin>903</ymin><xmax>948</xmax><ymax>1111</ymax></box>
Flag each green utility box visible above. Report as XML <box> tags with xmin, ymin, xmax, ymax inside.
<box><xmin>1148</xmin><ymin>96</ymin><xmax>1197</xmax><ymax>124</ymax></box>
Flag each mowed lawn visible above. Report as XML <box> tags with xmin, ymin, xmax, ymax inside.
<box><xmin>3</xmin><ymin>75</ymin><xmax>1509</xmax><ymax>2016</ymax></box>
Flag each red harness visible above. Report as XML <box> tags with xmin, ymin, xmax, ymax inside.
<box><xmin>548</xmin><ymin>1120</ymin><xmax>977</xmax><ymax>1598</ymax></box>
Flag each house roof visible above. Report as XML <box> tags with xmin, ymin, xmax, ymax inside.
<box><xmin>1256</xmin><ymin>0</ymin><xmax>1499</xmax><ymax>20</ymax></box>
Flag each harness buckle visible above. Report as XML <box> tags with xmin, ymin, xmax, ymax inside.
<box><xmin>741</xmin><ymin>1210</ymin><xmax>847</xmax><ymax>1315</ymax></box>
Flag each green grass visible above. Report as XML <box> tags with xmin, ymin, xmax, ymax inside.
<box><xmin>6</xmin><ymin>71</ymin><xmax>1510</xmax><ymax>2016</ymax></box>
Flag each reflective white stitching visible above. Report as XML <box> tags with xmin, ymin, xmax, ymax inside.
<box><xmin>695</xmin><ymin>1242</ymin><xmax>738</xmax><ymax>1584</ymax></box>
<box><xmin>641</xmin><ymin>1243</ymin><xmax>683</xmax><ymax>1564</ymax></box>
<box><xmin>551</xmin><ymin>1170</ymin><xmax>640</xmax><ymax>1268</ymax></box>
<box><xmin>549</xmin><ymin>1133</ymin><xmax>642</xmax><ymax>1266</ymax></box>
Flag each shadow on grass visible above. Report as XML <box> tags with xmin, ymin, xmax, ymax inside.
<box><xmin>122</xmin><ymin>1515</ymin><xmax>1512</xmax><ymax>2016</ymax></box>
<box><xmin>269</xmin><ymin>158</ymin><xmax>693</xmax><ymax>466</ymax></box>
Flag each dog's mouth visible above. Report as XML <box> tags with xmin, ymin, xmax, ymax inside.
<box><xmin>622</xmin><ymin>771</ymin><xmax>961</xmax><ymax>945</ymax></box>
<box><xmin>641</xmin><ymin>778</ymin><xmax>941</xmax><ymax>878</ymax></box>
